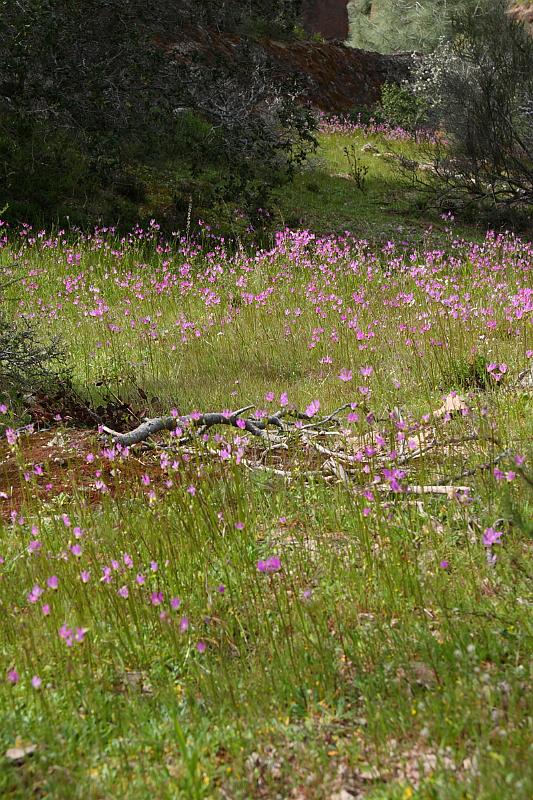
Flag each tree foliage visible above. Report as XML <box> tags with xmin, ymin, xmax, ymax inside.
<box><xmin>348</xmin><ymin>0</ymin><xmax>474</xmax><ymax>53</ymax></box>
<box><xmin>0</xmin><ymin>0</ymin><xmax>314</xmax><ymax>228</ymax></box>
<box><xmin>412</xmin><ymin>0</ymin><xmax>533</xmax><ymax>212</ymax></box>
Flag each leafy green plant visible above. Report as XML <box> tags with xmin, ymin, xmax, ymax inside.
<box><xmin>412</xmin><ymin>0</ymin><xmax>533</xmax><ymax>211</ymax></box>
<box><xmin>438</xmin><ymin>353</ymin><xmax>491</xmax><ymax>391</ymax></box>
<box><xmin>377</xmin><ymin>82</ymin><xmax>427</xmax><ymax>132</ymax></box>
<box><xmin>0</xmin><ymin>312</ymin><xmax>64</xmax><ymax>402</ymax></box>
<box><xmin>0</xmin><ymin>0</ymin><xmax>315</xmax><ymax>228</ymax></box>
<box><xmin>343</xmin><ymin>145</ymin><xmax>369</xmax><ymax>191</ymax></box>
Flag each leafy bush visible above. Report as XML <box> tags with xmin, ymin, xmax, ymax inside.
<box><xmin>0</xmin><ymin>0</ymin><xmax>314</xmax><ymax>230</ymax></box>
<box><xmin>377</xmin><ymin>82</ymin><xmax>427</xmax><ymax>132</ymax></box>
<box><xmin>412</xmin><ymin>0</ymin><xmax>533</xmax><ymax>212</ymax></box>
<box><xmin>0</xmin><ymin>311</ymin><xmax>64</xmax><ymax>402</ymax></box>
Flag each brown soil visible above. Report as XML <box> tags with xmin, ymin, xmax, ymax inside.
<box><xmin>0</xmin><ymin>427</ymin><xmax>185</xmax><ymax>519</ymax></box>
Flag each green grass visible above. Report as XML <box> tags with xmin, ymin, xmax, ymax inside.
<box><xmin>0</xmin><ymin>130</ymin><xmax>532</xmax><ymax>798</ymax></box>
<box><xmin>272</xmin><ymin>130</ymin><xmax>479</xmax><ymax>242</ymax></box>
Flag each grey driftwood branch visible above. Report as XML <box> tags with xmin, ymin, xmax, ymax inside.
<box><xmin>101</xmin><ymin>411</ymin><xmax>269</xmax><ymax>446</ymax></box>
<box><xmin>101</xmin><ymin>404</ymin><xmax>350</xmax><ymax>447</ymax></box>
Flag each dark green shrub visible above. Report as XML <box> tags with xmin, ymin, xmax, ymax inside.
<box><xmin>0</xmin><ymin>1</ymin><xmax>314</xmax><ymax>230</ymax></box>
<box><xmin>412</xmin><ymin>0</ymin><xmax>533</xmax><ymax>211</ymax></box>
<box><xmin>0</xmin><ymin>310</ymin><xmax>65</xmax><ymax>402</ymax></box>
<box><xmin>377</xmin><ymin>82</ymin><xmax>427</xmax><ymax>131</ymax></box>
<box><xmin>439</xmin><ymin>354</ymin><xmax>490</xmax><ymax>391</ymax></box>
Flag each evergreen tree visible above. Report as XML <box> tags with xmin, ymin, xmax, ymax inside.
<box><xmin>348</xmin><ymin>0</ymin><xmax>473</xmax><ymax>53</ymax></box>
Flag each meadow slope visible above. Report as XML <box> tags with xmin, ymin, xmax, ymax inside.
<box><xmin>0</xmin><ymin>127</ymin><xmax>532</xmax><ymax>799</ymax></box>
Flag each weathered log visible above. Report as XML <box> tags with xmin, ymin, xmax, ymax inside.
<box><xmin>102</xmin><ymin>411</ymin><xmax>267</xmax><ymax>446</ymax></box>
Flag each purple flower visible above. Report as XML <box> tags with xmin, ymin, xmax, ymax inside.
<box><xmin>75</xmin><ymin>627</ymin><xmax>87</xmax><ymax>643</ymax></box>
<box><xmin>179</xmin><ymin>616</ymin><xmax>189</xmax><ymax>633</ymax></box>
<box><xmin>27</xmin><ymin>584</ymin><xmax>43</xmax><ymax>604</ymax></box>
<box><xmin>170</xmin><ymin>597</ymin><xmax>181</xmax><ymax>610</ymax></box>
<box><xmin>150</xmin><ymin>591</ymin><xmax>163</xmax><ymax>606</ymax></box>
<box><xmin>305</xmin><ymin>399</ymin><xmax>320</xmax><ymax>418</ymax></box>
<box><xmin>257</xmin><ymin>556</ymin><xmax>281</xmax><ymax>574</ymax></box>
<box><xmin>196</xmin><ymin>641</ymin><xmax>206</xmax><ymax>653</ymax></box>
<box><xmin>440</xmin><ymin>560</ymin><xmax>449</xmax><ymax>570</ymax></box>
<box><xmin>31</xmin><ymin>675</ymin><xmax>42</xmax><ymax>689</ymax></box>
<box><xmin>5</xmin><ymin>428</ymin><xmax>18</xmax><ymax>446</ymax></box>
<box><xmin>7</xmin><ymin>669</ymin><xmax>19</xmax><ymax>685</ymax></box>
<box><xmin>118</xmin><ymin>585</ymin><xmax>129</xmax><ymax>598</ymax></box>
<box><xmin>483</xmin><ymin>527</ymin><xmax>503</xmax><ymax>547</ymax></box>
<box><xmin>59</xmin><ymin>624</ymin><xmax>72</xmax><ymax>641</ymax></box>
<box><xmin>47</xmin><ymin>575</ymin><xmax>58</xmax><ymax>590</ymax></box>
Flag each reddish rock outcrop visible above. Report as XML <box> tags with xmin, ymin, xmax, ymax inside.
<box><xmin>165</xmin><ymin>27</ymin><xmax>410</xmax><ymax>112</ymax></box>
<box><xmin>302</xmin><ymin>0</ymin><xmax>349</xmax><ymax>41</ymax></box>
<box><xmin>263</xmin><ymin>39</ymin><xmax>410</xmax><ymax>111</ymax></box>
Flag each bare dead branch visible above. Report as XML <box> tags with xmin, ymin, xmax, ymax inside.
<box><xmin>102</xmin><ymin>411</ymin><xmax>269</xmax><ymax>446</ymax></box>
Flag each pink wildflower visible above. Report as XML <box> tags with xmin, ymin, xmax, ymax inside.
<box><xmin>305</xmin><ymin>400</ymin><xmax>320</xmax><ymax>418</ymax></box>
<box><xmin>257</xmin><ymin>556</ymin><xmax>281</xmax><ymax>574</ymax></box>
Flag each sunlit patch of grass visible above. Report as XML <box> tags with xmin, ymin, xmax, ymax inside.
<box><xmin>273</xmin><ymin>129</ymin><xmax>480</xmax><ymax>241</ymax></box>
<box><xmin>0</xmin><ymin>146</ymin><xmax>532</xmax><ymax>798</ymax></box>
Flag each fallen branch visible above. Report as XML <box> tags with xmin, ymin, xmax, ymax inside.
<box><xmin>375</xmin><ymin>484</ymin><xmax>472</xmax><ymax>498</ymax></box>
<box><xmin>406</xmin><ymin>484</ymin><xmax>471</xmax><ymax>497</ymax></box>
<box><xmin>100</xmin><ymin>406</ymin><xmax>494</xmax><ymax>506</ymax></box>
<box><xmin>102</xmin><ymin>404</ymin><xmax>350</xmax><ymax>447</ymax></box>
<box><xmin>299</xmin><ymin>404</ymin><xmax>351</xmax><ymax>431</ymax></box>
<box><xmin>102</xmin><ymin>411</ymin><xmax>267</xmax><ymax>446</ymax></box>
<box><xmin>439</xmin><ymin>449</ymin><xmax>512</xmax><ymax>485</ymax></box>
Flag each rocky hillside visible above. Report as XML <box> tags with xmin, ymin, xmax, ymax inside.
<box><xmin>168</xmin><ymin>26</ymin><xmax>409</xmax><ymax>112</ymax></box>
<box><xmin>302</xmin><ymin>0</ymin><xmax>349</xmax><ymax>40</ymax></box>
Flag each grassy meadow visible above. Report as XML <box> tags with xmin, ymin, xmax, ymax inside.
<box><xmin>0</xmin><ymin>123</ymin><xmax>532</xmax><ymax>799</ymax></box>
